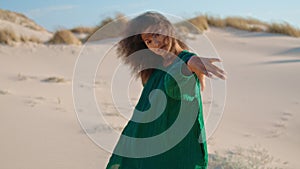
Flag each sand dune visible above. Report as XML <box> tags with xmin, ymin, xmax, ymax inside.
<box><xmin>0</xmin><ymin>9</ymin><xmax>52</xmax><ymax>44</ymax></box>
<box><xmin>0</xmin><ymin>27</ymin><xmax>299</xmax><ymax>169</ymax></box>
<box><xmin>0</xmin><ymin>20</ymin><xmax>52</xmax><ymax>42</ymax></box>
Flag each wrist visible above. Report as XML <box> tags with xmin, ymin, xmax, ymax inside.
<box><xmin>186</xmin><ymin>55</ymin><xmax>195</xmax><ymax>72</ymax></box>
<box><xmin>186</xmin><ymin>56</ymin><xmax>194</xmax><ymax>72</ymax></box>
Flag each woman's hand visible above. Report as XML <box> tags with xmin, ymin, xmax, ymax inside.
<box><xmin>187</xmin><ymin>56</ymin><xmax>227</xmax><ymax>91</ymax></box>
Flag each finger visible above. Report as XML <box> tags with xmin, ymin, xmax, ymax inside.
<box><xmin>204</xmin><ymin>62</ymin><xmax>226</xmax><ymax>78</ymax></box>
<box><xmin>211</xmin><ymin>70</ymin><xmax>227</xmax><ymax>80</ymax></box>
<box><xmin>199</xmin><ymin>62</ymin><xmax>213</xmax><ymax>77</ymax></box>
<box><xmin>210</xmin><ymin>64</ymin><xmax>226</xmax><ymax>75</ymax></box>
<box><xmin>209</xmin><ymin>58</ymin><xmax>222</xmax><ymax>63</ymax></box>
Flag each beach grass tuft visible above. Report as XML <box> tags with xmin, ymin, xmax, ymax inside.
<box><xmin>70</xmin><ymin>26</ymin><xmax>96</xmax><ymax>34</ymax></box>
<box><xmin>41</xmin><ymin>76</ymin><xmax>66</xmax><ymax>83</ymax></box>
<box><xmin>268</xmin><ymin>22</ymin><xmax>300</xmax><ymax>37</ymax></box>
<box><xmin>0</xmin><ymin>29</ymin><xmax>43</xmax><ymax>45</ymax></box>
<box><xmin>0</xmin><ymin>29</ymin><xmax>19</xmax><ymax>45</ymax></box>
<box><xmin>48</xmin><ymin>30</ymin><xmax>82</xmax><ymax>45</ymax></box>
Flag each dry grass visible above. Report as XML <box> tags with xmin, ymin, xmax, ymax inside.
<box><xmin>48</xmin><ymin>29</ymin><xmax>82</xmax><ymax>45</ymax></box>
<box><xmin>41</xmin><ymin>76</ymin><xmax>66</xmax><ymax>83</ymax></box>
<box><xmin>205</xmin><ymin>15</ymin><xmax>226</xmax><ymax>28</ymax></box>
<box><xmin>222</xmin><ymin>17</ymin><xmax>300</xmax><ymax>36</ymax></box>
<box><xmin>176</xmin><ymin>15</ymin><xmax>267</xmax><ymax>34</ymax></box>
<box><xmin>208</xmin><ymin>145</ymin><xmax>286</xmax><ymax>169</ymax></box>
<box><xmin>70</xmin><ymin>26</ymin><xmax>96</xmax><ymax>34</ymax></box>
<box><xmin>0</xmin><ymin>29</ymin><xmax>42</xmax><ymax>45</ymax></box>
<box><xmin>225</xmin><ymin>17</ymin><xmax>268</xmax><ymax>32</ymax></box>
<box><xmin>268</xmin><ymin>22</ymin><xmax>300</xmax><ymax>37</ymax></box>
<box><xmin>182</xmin><ymin>15</ymin><xmax>300</xmax><ymax>38</ymax></box>
<box><xmin>187</xmin><ymin>15</ymin><xmax>209</xmax><ymax>32</ymax></box>
<box><xmin>20</xmin><ymin>36</ymin><xmax>42</xmax><ymax>43</ymax></box>
<box><xmin>97</xmin><ymin>17</ymin><xmax>114</xmax><ymax>29</ymax></box>
<box><xmin>0</xmin><ymin>29</ymin><xmax>19</xmax><ymax>45</ymax></box>
<box><xmin>0</xmin><ymin>9</ymin><xmax>47</xmax><ymax>32</ymax></box>
<box><xmin>96</xmin><ymin>13</ymin><xmax>127</xmax><ymax>29</ymax></box>
<box><xmin>174</xmin><ymin>15</ymin><xmax>209</xmax><ymax>36</ymax></box>
<box><xmin>225</xmin><ymin>17</ymin><xmax>251</xmax><ymax>31</ymax></box>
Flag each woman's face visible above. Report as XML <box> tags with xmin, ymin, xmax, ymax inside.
<box><xmin>141</xmin><ymin>33</ymin><xmax>172</xmax><ymax>57</ymax></box>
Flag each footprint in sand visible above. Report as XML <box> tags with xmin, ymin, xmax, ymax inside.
<box><xmin>95</xmin><ymin>79</ymin><xmax>108</xmax><ymax>86</ymax></box>
<box><xmin>242</xmin><ymin>132</ymin><xmax>255</xmax><ymax>138</ymax></box>
<box><xmin>80</xmin><ymin>124</ymin><xmax>123</xmax><ymax>134</ymax></box>
<box><xmin>16</xmin><ymin>73</ymin><xmax>38</xmax><ymax>81</ymax></box>
<box><xmin>100</xmin><ymin>102</ymin><xmax>120</xmax><ymax>116</ymax></box>
<box><xmin>207</xmin><ymin>136</ymin><xmax>216</xmax><ymax>146</ymax></box>
<box><xmin>54</xmin><ymin>107</ymin><xmax>67</xmax><ymax>112</ymax></box>
<box><xmin>267</xmin><ymin>111</ymin><xmax>292</xmax><ymax>138</ymax></box>
<box><xmin>0</xmin><ymin>89</ymin><xmax>10</xmax><ymax>95</ymax></box>
<box><xmin>16</xmin><ymin>73</ymin><xmax>69</xmax><ymax>84</ymax></box>
<box><xmin>78</xmin><ymin>80</ymin><xmax>108</xmax><ymax>89</ymax></box>
<box><xmin>23</xmin><ymin>96</ymin><xmax>66</xmax><ymax>111</ymax></box>
<box><xmin>52</xmin><ymin>97</ymin><xmax>68</xmax><ymax>112</ymax></box>
<box><xmin>24</xmin><ymin>96</ymin><xmax>48</xmax><ymax>107</ymax></box>
<box><xmin>24</xmin><ymin>97</ymin><xmax>39</xmax><ymax>107</ymax></box>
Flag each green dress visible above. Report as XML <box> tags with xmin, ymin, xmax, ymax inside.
<box><xmin>106</xmin><ymin>50</ymin><xmax>208</xmax><ymax>169</ymax></box>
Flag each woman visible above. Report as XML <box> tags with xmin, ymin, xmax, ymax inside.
<box><xmin>106</xmin><ymin>11</ymin><xmax>226</xmax><ymax>169</ymax></box>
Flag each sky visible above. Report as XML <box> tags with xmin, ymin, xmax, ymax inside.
<box><xmin>1</xmin><ymin>0</ymin><xmax>300</xmax><ymax>32</ymax></box>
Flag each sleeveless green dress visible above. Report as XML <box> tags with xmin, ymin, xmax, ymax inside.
<box><xmin>106</xmin><ymin>50</ymin><xmax>208</xmax><ymax>169</ymax></box>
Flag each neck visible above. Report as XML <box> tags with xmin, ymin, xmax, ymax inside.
<box><xmin>163</xmin><ymin>41</ymin><xmax>184</xmax><ymax>67</ymax></box>
<box><xmin>173</xmin><ymin>41</ymin><xmax>184</xmax><ymax>56</ymax></box>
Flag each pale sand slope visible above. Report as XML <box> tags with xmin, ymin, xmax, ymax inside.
<box><xmin>204</xmin><ymin>27</ymin><xmax>300</xmax><ymax>168</ymax></box>
<box><xmin>0</xmin><ymin>27</ymin><xmax>299</xmax><ymax>169</ymax></box>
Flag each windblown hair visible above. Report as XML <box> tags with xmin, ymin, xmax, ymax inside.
<box><xmin>117</xmin><ymin>11</ymin><xmax>188</xmax><ymax>85</ymax></box>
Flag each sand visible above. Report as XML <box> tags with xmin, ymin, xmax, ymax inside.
<box><xmin>0</xmin><ymin>27</ymin><xmax>299</xmax><ymax>169</ymax></box>
<box><xmin>0</xmin><ymin>20</ymin><xmax>52</xmax><ymax>42</ymax></box>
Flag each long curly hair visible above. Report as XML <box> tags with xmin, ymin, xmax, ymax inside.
<box><xmin>117</xmin><ymin>11</ymin><xmax>188</xmax><ymax>85</ymax></box>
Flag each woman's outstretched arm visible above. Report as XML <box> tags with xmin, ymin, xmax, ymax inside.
<box><xmin>187</xmin><ymin>56</ymin><xmax>227</xmax><ymax>91</ymax></box>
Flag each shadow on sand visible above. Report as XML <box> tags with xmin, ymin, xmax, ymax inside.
<box><xmin>274</xmin><ymin>47</ymin><xmax>300</xmax><ymax>57</ymax></box>
<box><xmin>261</xmin><ymin>59</ymin><xmax>300</xmax><ymax>64</ymax></box>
